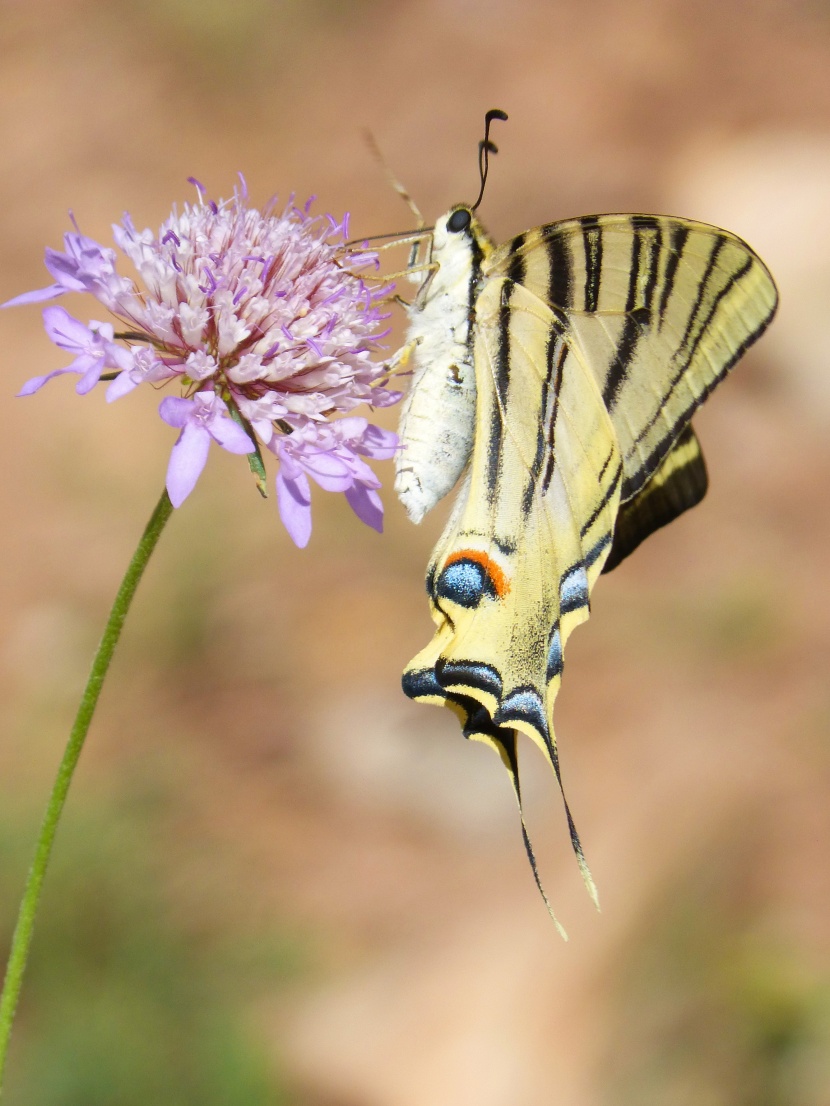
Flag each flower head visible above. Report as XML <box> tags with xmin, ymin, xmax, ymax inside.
<box><xmin>6</xmin><ymin>178</ymin><xmax>400</xmax><ymax>544</ymax></box>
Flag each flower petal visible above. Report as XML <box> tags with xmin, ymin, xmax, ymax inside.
<box><xmin>106</xmin><ymin>371</ymin><xmax>141</xmax><ymax>402</ymax></box>
<box><xmin>357</xmin><ymin>424</ymin><xmax>399</xmax><ymax>461</ymax></box>
<box><xmin>336</xmin><ymin>449</ymin><xmax>380</xmax><ymax>488</ymax></box>
<box><xmin>334</xmin><ymin>416</ymin><xmax>368</xmax><ymax>440</ymax></box>
<box><xmin>345</xmin><ymin>483</ymin><xmax>384</xmax><ymax>532</ymax></box>
<box><xmin>208</xmin><ymin>415</ymin><xmax>255</xmax><ymax>455</ymax></box>
<box><xmin>17</xmin><ymin>367</ymin><xmax>76</xmax><ymax>396</ymax></box>
<box><xmin>42</xmin><ymin>305</ymin><xmax>95</xmax><ymax>352</ymax></box>
<box><xmin>159</xmin><ymin>395</ymin><xmax>195</xmax><ymax>430</ymax></box>
<box><xmin>276</xmin><ymin>470</ymin><xmax>312</xmax><ymax>547</ymax></box>
<box><xmin>75</xmin><ymin>357</ymin><xmax>107</xmax><ymax>395</ymax></box>
<box><xmin>301</xmin><ymin>449</ymin><xmax>353</xmax><ymax>492</ymax></box>
<box><xmin>104</xmin><ymin>341</ymin><xmax>135</xmax><ymax>372</ymax></box>
<box><xmin>44</xmin><ymin>234</ymin><xmax>117</xmax><ymax>295</ymax></box>
<box><xmin>165</xmin><ymin>421</ymin><xmax>211</xmax><ymax>507</ymax></box>
<box><xmin>1</xmin><ymin>284</ymin><xmax>64</xmax><ymax>308</ymax></box>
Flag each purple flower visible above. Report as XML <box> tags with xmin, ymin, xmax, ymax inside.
<box><xmin>5</xmin><ymin>180</ymin><xmax>402</xmax><ymax>541</ymax></box>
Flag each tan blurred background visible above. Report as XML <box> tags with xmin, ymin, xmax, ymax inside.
<box><xmin>1</xmin><ymin>0</ymin><xmax>829</xmax><ymax>1103</ymax></box>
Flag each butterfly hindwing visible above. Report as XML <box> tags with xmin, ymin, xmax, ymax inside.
<box><xmin>602</xmin><ymin>422</ymin><xmax>708</xmax><ymax>573</ymax></box>
<box><xmin>403</xmin><ymin>275</ymin><xmax>623</xmax><ymax>897</ymax></box>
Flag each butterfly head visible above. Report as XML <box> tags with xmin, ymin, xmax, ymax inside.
<box><xmin>433</xmin><ymin>204</ymin><xmax>494</xmax><ymax>257</ymax></box>
<box><xmin>414</xmin><ymin>205</ymin><xmax>495</xmax><ymax>298</ymax></box>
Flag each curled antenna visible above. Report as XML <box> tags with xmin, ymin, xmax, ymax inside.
<box><xmin>471</xmin><ymin>108</ymin><xmax>508</xmax><ymax>211</ymax></box>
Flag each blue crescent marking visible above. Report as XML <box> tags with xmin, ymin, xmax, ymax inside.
<box><xmin>496</xmin><ymin>688</ymin><xmax>548</xmax><ymax>737</ymax></box>
<box><xmin>547</xmin><ymin>624</ymin><xmax>563</xmax><ymax>679</ymax></box>
<box><xmin>560</xmin><ymin>564</ymin><xmax>589</xmax><ymax>613</ymax></box>
<box><xmin>437</xmin><ymin>659</ymin><xmax>503</xmax><ymax>698</ymax></box>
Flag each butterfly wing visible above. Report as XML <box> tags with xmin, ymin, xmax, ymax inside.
<box><xmin>603</xmin><ymin>422</ymin><xmax>708</xmax><ymax>572</ymax></box>
<box><xmin>488</xmin><ymin>214</ymin><xmax>778</xmax><ymax>560</ymax></box>
<box><xmin>403</xmin><ymin>274</ymin><xmax>623</xmax><ymax>903</ymax></box>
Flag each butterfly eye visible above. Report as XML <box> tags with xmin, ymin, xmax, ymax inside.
<box><xmin>447</xmin><ymin>209</ymin><xmax>472</xmax><ymax>234</ymax></box>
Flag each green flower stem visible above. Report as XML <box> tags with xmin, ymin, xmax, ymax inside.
<box><xmin>0</xmin><ymin>488</ymin><xmax>175</xmax><ymax>1092</ymax></box>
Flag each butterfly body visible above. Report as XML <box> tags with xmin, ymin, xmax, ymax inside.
<box><xmin>395</xmin><ymin>209</ymin><xmax>495</xmax><ymax>523</ymax></box>
<box><xmin>396</xmin><ymin>202</ymin><xmax>777</xmax><ymax>917</ymax></box>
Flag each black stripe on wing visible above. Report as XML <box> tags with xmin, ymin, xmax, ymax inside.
<box><xmin>602</xmin><ymin>216</ymin><xmax>660</xmax><ymax>410</ymax></box>
<box><xmin>658</xmin><ymin>222</ymin><xmax>690</xmax><ymax>325</ymax></box>
<box><xmin>624</xmin><ymin>221</ymin><xmax>642</xmax><ymax>313</ymax></box>
<box><xmin>579</xmin><ymin>463</ymin><xmax>623</xmax><ymax>538</ymax></box>
<box><xmin>676</xmin><ymin>256</ymin><xmax>755</xmax><ymax>379</ymax></box>
<box><xmin>436</xmin><ymin>658</ymin><xmax>503</xmax><ymax>700</ymax></box>
<box><xmin>580</xmin><ymin>215</ymin><xmax>603</xmax><ymax>312</ymax></box>
<box><xmin>486</xmin><ymin>283</ymin><xmax>515</xmax><ymax>499</ymax></box>
<box><xmin>522</xmin><ymin>328</ymin><xmax>568</xmax><ymax>513</ymax></box>
<box><xmin>539</xmin><ymin>334</ymin><xmax>570</xmax><ymax>499</ymax></box>
<box><xmin>506</xmin><ymin>242</ymin><xmax>527</xmax><ymax>286</ymax></box>
<box><xmin>603</xmin><ymin>307</ymin><xmax>650</xmax><ymax>411</ymax></box>
<box><xmin>619</xmin><ymin>308</ymin><xmax>772</xmax><ymax>503</ymax></box>
<box><xmin>546</xmin><ymin>227</ymin><xmax>573</xmax><ymax>309</ymax></box>
<box><xmin>496</xmin><ymin>687</ymin><xmax>548</xmax><ymax>734</ymax></box>
<box><xmin>632</xmin><ymin>214</ymin><xmax>662</xmax><ymax>315</ymax></box>
<box><xmin>676</xmin><ymin>235</ymin><xmax>726</xmax><ymax>355</ymax></box>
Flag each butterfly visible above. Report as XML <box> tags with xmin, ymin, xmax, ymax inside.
<box><xmin>393</xmin><ymin>111</ymin><xmax>778</xmax><ymax>929</ymax></box>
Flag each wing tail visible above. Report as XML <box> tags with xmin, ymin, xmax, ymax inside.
<box><xmin>496</xmin><ymin>730</ymin><xmax>569</xmax><ymax>940</ymax></box>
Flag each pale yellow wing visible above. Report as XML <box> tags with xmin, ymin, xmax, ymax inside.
<box><xmin>487</xmin><ymin>213</ymin><xmax>778</xmax><ymax>503</ymax></box>
<box><xmin>402</xmin><ymin>276</ymin><xmax>622</xmax><ymax>910</ymax></box>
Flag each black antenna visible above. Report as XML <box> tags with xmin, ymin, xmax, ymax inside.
<box><xmin>471</xmin><ymin>108</ymin><xmax>508</xmax><ymax>211</ymax></box>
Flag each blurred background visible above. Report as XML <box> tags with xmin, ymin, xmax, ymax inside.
<box><xmin>1</xmin><ymin>0</ymin><xmax>829</xmax><ymax>1103</ymax></box>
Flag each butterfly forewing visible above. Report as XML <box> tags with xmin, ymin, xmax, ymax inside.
<box><xmin>488</xmin><ymin>214</ymin><xmax>778</xmax><ymax>501</ymax></box>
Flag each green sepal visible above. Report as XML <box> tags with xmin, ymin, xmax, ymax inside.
<box><xmin>227</xmin><ymin>402</ymin><xmax>268</xmax><ymax>498</ymax></box>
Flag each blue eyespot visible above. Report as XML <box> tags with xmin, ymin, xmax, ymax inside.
<box><xmin>434</xmin><ymin>552</ymin><xmax>509</xmax><ymax>609</ymax></box>
<box><xmin>435</xmin><ymin>559</ymin><xmax>491</xmax><ymax>608</ymax></box>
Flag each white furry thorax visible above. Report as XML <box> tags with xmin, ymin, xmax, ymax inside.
<box><xmin>395</xmin><ymin>208</ymin><xmax>491</xmax><ymax>524</ymax></box>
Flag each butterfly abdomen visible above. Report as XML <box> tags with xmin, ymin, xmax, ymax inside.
<box><xmin>395</xmin><ymin>210</ymin><xmax>493</xmax><ymax>524</ymax></box>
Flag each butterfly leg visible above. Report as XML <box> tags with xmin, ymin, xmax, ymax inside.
<box><xmin>378</xmin><ymin>336</ymin><xmax>422</xmax><ymax>384</ymax></box>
